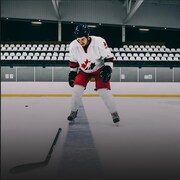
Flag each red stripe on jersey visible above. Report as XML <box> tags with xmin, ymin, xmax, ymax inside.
<box><xmin>104</xmin><ymin>57</ymin><xmax>114</xmax><ymax>62</ymax></box>
<box><xmin>69</xmin><ymin>61</ymin><xmax>79</xmax><ymax>68</ymax></box>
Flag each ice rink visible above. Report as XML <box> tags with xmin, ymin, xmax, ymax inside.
<box><xmin>1</xmin><ymin>82</ymin><xmax>180</xmax><ymax>180</ymax></box>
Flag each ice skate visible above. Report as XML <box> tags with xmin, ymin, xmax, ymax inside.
<box><xmin>111</xmin><ymin>112</ymin><xmax>120</xmax><ymax>126</ymax></box>
<box><xmin>67</xmin><ymin>110</ymin><xmax>78</xmax><ymax>122</ymax></box>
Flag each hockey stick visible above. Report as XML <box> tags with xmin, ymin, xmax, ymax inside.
<box><xmin>10</xmin><ymin>128</ymin><xmax>62</xmax><ymax>174</ymax></box>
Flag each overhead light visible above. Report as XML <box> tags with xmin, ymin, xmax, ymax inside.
<box><xmin>139</xmin><ymin>28</ymin><xmax>150</xmax><ymax>32</ymax></box>
<box><xmin>88</xmin><ymin>25</ymin><xmax>97</xmax><ymax>28</ymax></box>
<box><xmin>31</xmin><ymin>21</ymin><xmax>42</xmax><ymax>25</ymax></box>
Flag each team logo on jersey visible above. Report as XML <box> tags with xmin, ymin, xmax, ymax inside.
<box><xmin>81</xmin><ymin>59</ymin><xmax>96</xmax><ymax>70</ymax></box>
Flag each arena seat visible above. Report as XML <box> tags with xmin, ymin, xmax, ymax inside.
<box><xmin>145</xmin><ymin>53</ymin><xmax>150</xmax><ymax>57</ymax></box>
<box><xmin>37</xmin><ymin>47</ymin><xmax>42</xmax><ymax>51</ymax></box>
<box><xmin>13</xmin><ymin>47</ymin><xmax>18</xmax><ymax>51</ymax></box>
<box><xmin>26</xmin><ymin>55</ymin><xmax>31</xmax><ymax>60</ymax></box>
<box><xmin>143</xmin><ymin>56</ymin><xmax>148</xmax><ymax>61</ymax></box>
<box><xmin>173</xmin><ymin>57</ymin><xmax>179</xmax><ymax>61</ymax></box>
<box><xmin>175</xmin><ymin>53</ymin><xmax>180</xmax><ymax>57</ymax></box>
<box><xmin>40</xmin><ymin>52</ymin><xmax>46</xmax><ymax>57</ymax></box>
<box><xmin>39</xmin><ymin>56</ymin><xmax>44</xmax><ymax>60</ymax></box>
<box><xmin>34</xmin><ymin>52</ymin><xmax>40</xmax><ymax>57</ymax></box>
<box><xmin>42</xmin><ymin>47</ymin><xmax>48</xmax><ymax>51</ymax></box>
<box><xmin>161</xmin><ymin>57</ymin><xmax>166</xmax><ymax>61</ymax></box>
<box><xmin>59</xmin><ymin>52</ymin><xmax>64</xmax><ymax>57</ymax></box>
<box><xmin>155</xmin><ymin>57</ymin><xmax>160</xmax><ymax>61</ymax></box>
<box><xmin>28</xmin><ymin>52</ymin><xmax>34</xmax><ymax>57</ymax></box>
<box><xmin>16</xmin><ymin>52</ymin><xmax>21</xmax><ymax>57</ymax></box>
<box><xmin>53</xmin><ymin>52</ymin><xmax>58</xmax><ymax>56</ymax></box>
<box><xmin>177</xmin><ymin>48</ymin><xmax>180</xmax><ymax>52</ymax></box>
<box><xmin>113</xmin><ymin>47</ymin><xmax>119</xmax><ymax>52</ymax></box>
<box><xmin>1</xmin><ymin>55</ymin><xmax>6</xmax><ymax>60</ymax></box>
<box><xmin>148</xmin><ymin>57</ymin><xmax>154</xmax><ymax>61</ymax></box>
<box><xmin>46</xmin><ymin>52</ymin><xmax>52</xmax><ymax>57</ymax></box>
<box><xmin>130</xmin><ymin>56</ymin><xmax>135</xmax><ymax>61</ymax></box>
<box><xmin>117</xmin><ymin>56</ymin><xmax>122</xmax><ymax>61</ymax></box>
<box><xmin>32</xmin><ymin>56</ymin><xmax>38</xmax><ymax>60</ymax></box>
<box><xmin>12</xmin><ymin>56</ymin><xmax>18</xmax><ymax>60</ymax></box>
<box><xmin>119</xmin><ymin>48</ymin><xmax>125</xmax><ymax>51</ymax></box>
<box><xmin>1</xmin><ymin>47</ymin><xmax>6</xmax><ymax>51</ymax></box>
<box><xmin>136</xmin><ymin>56</ymin><xmax>141</xmax><ymax>61</ymax></box>
<box><xmin>30</xmin><ymin>47</ymin><xmax>36</xmax><ymax>51</ymax></box>
<box><xmin>123</xmin><ymin>56</ymin><xmax>129</xmax><ymax>61</ymax></box>
<box><xmin>58</xmin><ymin>56</ymin><xmax>64</xmax><ymax>61</ymax></box>
<box><xmin>169</xmin><ymin>53</ymin><xmax>174</xmax><ymax>57</ymax></box>
<box><xmin>130</xmin><ymin>47</ymin><xmax>136</xmax><ymax>51</ymax></box>
<box><xmin>54</xmin><ymin>47</ymin><xmax>59</xmax><ymax>51</ymax></box>
<box><xmin>133</xmin><ymin>53</ymin><xmax>138</xmax><ymax>57</ymax></box>
<box><xmin>115</xmin><ymin>52</ymin><xmax>120</xmax><ymax>57</ymax></box>
<box><xmin>127</xmin><ymin>53</ymin><xmax>132</xmax><ymax>57</ymax></box>
<box><xmin>20</xmin><ymin>56</ymin><xmax>25</xmax><ymax>60</ymax></box>
<box><xmin>48</xmin><ymin>47</ymin><xmax>54</xmax><ymax>51</ymax></box>
<box><xmin>45</xmin><ymin>56</ymin><xmax>51</xmax><ymax>60</ymax></box>
<box><xmin>139</xmin><ymin>53</ymin><xmax>144</xmax><ymax>57</ymax></box>
<box><xmin>157</xmin><ymin>53</ymin><xmax>162</xmax><ymax>57</ymax></box>
<box><xmin>136</xmin><ymin>47</ymin><xmax>141</xmax><ymax>51</ymax></box>
<box><xmin>7</xmin><ymin>56</ymin><xmax>13</xmax><ymax>60</ymax></box>
<box><xmin>121</xmin><ymin>53</ymin><xmax>126</xmax><ymax>57</ymax></box>
<box><xmin>52</xmin><ymin>56</ymin><xmax>57</xmax><ymax>60</ymax></box>
<box><xmin>10</xmin><ymin>52</ymin><xmax>15</xmax><ymax>57</ymax></box>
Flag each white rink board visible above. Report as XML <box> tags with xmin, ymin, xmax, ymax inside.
<box><xmin>1</xmin><ymin>82</ymin><xmax>180</xmax><ymax>95</ymax></box>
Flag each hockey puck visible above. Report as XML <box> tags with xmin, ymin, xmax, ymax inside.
<box><xmin>25</xmin><ymin>105</ymin><xmax>29</xmax><ymax>107</ymax></box>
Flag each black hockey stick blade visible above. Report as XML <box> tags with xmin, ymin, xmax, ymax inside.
<box><xmin>10</xmin><ymin>128</ymin><xmax>62</xmax><ymax>174</ymax></box>
<box><xmin>10</xmin><ymin>161</ymin><xmax>49</xmax><ymax>173</ymax></box>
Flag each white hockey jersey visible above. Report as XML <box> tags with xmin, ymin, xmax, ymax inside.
<box><xmin>69</xmin><ymin>36</ymin><xmax>114</xmax><ymax>73</ymax></box>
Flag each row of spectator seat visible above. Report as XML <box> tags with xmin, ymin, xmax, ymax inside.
<box><xmin>1</xmin><ymin>56</ymin><xmax>179</xmax><ymax>61</ymax></box>
<box><xmin>1</xmin><ymin>55</ymin><xmax>67</xmax><ymax>61</ymax></box>
<box><xmin>123</xmin><ymin>44</ymin><xmax>166</xmax><ymax>48</ymax></box>
<box><xmin>116</xmin><ymin>47</ymin><xmax>180</xmax><ymax>53</ymax></box>
<box><xmin>2</xmin><ymin>52</ymin><xmax>179</xmax><ymax>57</ymax></box>
<box><xmin>1</xmin><ymin>43</ymin><xmax>69</xmax><ymax>48</ymax></box>
<box><xmin>1</xmin><ymin>43</ymin><xmax>180</xmax><ymax>53</ymax></box>
<box><xmin>1</xmin><ymin>52</ymin><xmax>70</xmax><ymax>61</ymax></box>
<box><xmin>116</xmin><ymin>56</ymin><xmax>179</xmax><ymax>61</ymax></box>
<box><xmin>1</xmin><ymin>43</ymin><xmax>164</xmax><ymax>49</ymax></box>
<box><xmin>1</xmin><ymin>54</ymin><xmax>179</xmax><ymax>61</ymax></box>
<box><xmin>2</xmin><ymin>51</ymin><xmax>180</xmax><ymax>58</ymax></box>
<box><xmin>1</xmin><ymin>46</ymin><xmax>69</xmax><ymax>51</ymax></box>
<box><xmin>1</xmin><ymin>52</ymin><xmax>69</xmax><ymax>57</ymax></box>
<box><xmin>115</xmin><ymin>52</ymin><xmax>180</xmax><ymax>58</ymax></box>
<box><xmin>1</xmin><ymin>46</ymin><xmax>180</xmax><ymax>53</ymax></box>
<box><xmin>110</xmin><ymin>45</ymin><xmax>179</xmax><ymax>52</ymax></box>
<box><xmin>1</xmin><ymin>43</ymin><xmax>180</xmax><ymax>62</ymax></box>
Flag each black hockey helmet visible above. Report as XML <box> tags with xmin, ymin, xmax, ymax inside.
<box><xmin>74</xmin><ymin>24</ymin><xmax>90</xmax><ymax>38</ymax></box>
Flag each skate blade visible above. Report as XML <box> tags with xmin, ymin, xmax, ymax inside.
<box><xmin>68</xmin><ymin>119</ymin><xmax>75</xmax><ymax>125</ymax></box>
<box><xmin>114</xmin><ymin>122</ymin><xmax>119</xmax><ymax>127</ymax></box>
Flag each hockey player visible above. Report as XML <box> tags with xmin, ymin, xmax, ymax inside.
<box><xmin>67</xmin><ymin>24</ymin><xmax>120</xmax><ymax>125</ymax></box>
